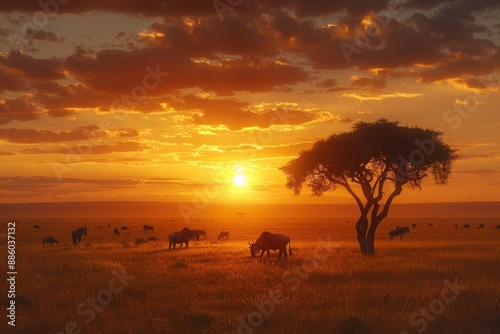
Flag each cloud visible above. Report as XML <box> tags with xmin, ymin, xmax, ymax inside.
<box><xmin>64</xmin><ymin>47</ymin><xmax>309</xmax><ymax>96</ymax></box>
<box><xmin>0</xmin><ymin>95</ymin><xmax>41</xmax><ymax>124</ymax></box>
<box><xmin>342</xmin><ymin>92</ymin><xmax>424</xmax><ymax>101</ymax></box>
<box><xmin>0</xmin><ymin>126</ymin><xmax>107</xmax><ymax>144</ymax></box>
<box><xmin>0</xmin><ymin>65</ymin><xmax>27</xmax><ymax>93</ymax></box>
<box><xmin>20</xmin><ymin>141</ymin><xmax>150</xmax><ymax>155</ymax></box>
<box><xmin>24</xmin><ymin>28</ymin><xmax>65</xmax><ymax>43</ymax></box>
<box><xmin>0</xmin><ymin>50</ymin><xmax>65</xmax><ymax>81</ymax></box>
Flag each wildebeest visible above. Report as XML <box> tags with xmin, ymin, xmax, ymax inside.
<box><xmin>464</xmin><ymin>224</ymin><xmax>470</xmax><ymax>228</ymax></box>
<box><xmin>33</xmin><ymin>225</ymin><xmax>41</xmax><ymax>229</ymax></box>
<box><xmin>194</xmin><ymin>229</ymin><xmax>207</xmax><ymax>239</ymax></box>
<box><xmin>168</xmin><ymin>228</ymin><xmax>199</xmax><ymax>249</ymax></box>
<box><xmin>71</xmin><ymin>226</ymin><xmax>88</xmax><ymax>246</ymax></box>
<box><xmin>42</xmin><ymin>236</ymin><xmax>58</xmax><ymax>246</ymax></box>
<box><xmin>478</xmin><ymin>224</ymin><xmax>484</xmax><ymax>228</ymax></box>
<box><xmin>113</xmin><ymin>228</ymin><xmax>120</xmax><ymax>236</ymax></box>
<box><xmin>389</xmin><ymin>226</ymin><xmax>410</xmax><ymax>240</ymax></box>
<box><xmin>148</xmin><ymin>236</ymin><xmax>159</xmax><ymax>242</ymax></box>
<box><xmin>121</xmin><ymin>226</ymin><xmax>129</xmax><ymax>231</ymax></box>
<box><xmin>411</xmin><ymin>224</ymin><xmax>417</xmax><ymax>228</ymax></box>
<box><xmin>249</xmin><ymin>232</ymin><xmax>292</xmax><ymax>262</ymax></box>
<box><xmin>218</xmin><ymin>231</ymin><xmax>229</xmax><ymax>240</ymax></box>
<box><xmin>143</xmin><ymin>225</ymin><xmax>154</xmax><ymax>233</ymax></box>
<box><xmin>428</xmin><ymin>223</ymin><xmax>433</xmax><ymax>227</ymax></box>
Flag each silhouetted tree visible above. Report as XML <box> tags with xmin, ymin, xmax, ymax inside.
<box><xmin>281</xmin><ymin>119</ymin><xmax>457</xmax><ymax>254</ymax></box>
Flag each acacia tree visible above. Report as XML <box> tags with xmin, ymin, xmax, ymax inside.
<box><xmin>280</xmin><ymin>119</ymin><xmax>457</xmax><ymax>255</ymax></box>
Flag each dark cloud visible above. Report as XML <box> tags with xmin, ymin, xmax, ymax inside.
<box><xmin>24</xmin><ymin>28</ymin><xmax>65</xmax><ymax>43</ymax></box>
<box><xmin>0</xmin><ymin>50</ymin><xmax>65</xmax><ymax>81</ymax></box>
<box><xmin>64</xmin><ymin>47</ymin><xmax>308</xmax><ymax>96</ymax></box>
<box><xmin>0</xmin><ymin>96</ymin><xmax>40</xmax><ymax>124</ymax></box>
<box><xmin>0</xmin><ymin>65</ymin><xmax>27</xmax><ymax>92</ymax></box>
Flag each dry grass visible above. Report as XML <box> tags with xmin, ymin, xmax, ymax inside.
<box><xmin>1</xmin><ymin>216</ymin><xmax>499</xmax><ymax>334</ymax></box>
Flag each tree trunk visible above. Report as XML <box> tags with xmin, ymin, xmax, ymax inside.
<box><xmin>356</xmin><ymin>215</ymin><xmax>371</xmax><ymax>254</ymax></box>
<box><xmin>356</xmin><ymin>216</ymin><xmax>377</xmax><ymax>255</ymax></box>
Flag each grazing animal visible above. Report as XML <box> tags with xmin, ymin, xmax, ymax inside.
<box><xmin>389</xmin><ymin>226</ymin><xmax>410</xmax><ymax>240</ymax></box>
<box><xmin>478</xmin><ymin>224</ymin><xmax>484</xmax><ymax>228</ymax></box>
<box><xmin>249</xmin><ymin>231</ymin><xmax>292</xmax><ymax>262</ymax></box>
<box><xmin>411</xmin><ymin>224</ymin><xmax>417</xmax><ymax>228</ymax></box>
<box><xmin>496</xmin><ymin>225</ymin><xmax>500</xmax><ymax>229</ymax></box>
<box><xmin>143</xmin><ymin>225</ymin><xmax>154</xmax><ymax>233</ymax></box>
<box><xmin>194</xmin><ymin>229</ymin><xmax>207</xmax><ymax>239</ymax></box>
<box><xmin>218</xmin><ymin>231</ymin><xmax>229</xmax><ymax>240</ymax></box>
<box><xmin>113</xmin><ymin>228</ymin><xmax>120</xmax><ymax>236</ymax></box>
<box><xmin>428</xmin><ymin>223</ymin><xmax>433</xmax><ymax>227</ymax></box>
<box><xmin>71</xmin><ymin>226</ymin><xmax>88</xmax><ymax>246</ymax></box>
<box><xmin>464</xmin><ymin>224</ymin><xmax>470</xmax><ymax>228</ymax></box>
<box><xmin>33</xmin><ymin>225</ymin><xmax>41</xmax><ymax>229</ymax></box>
<box><xmin>168</xmin><ymin>228</ymin><xmax>199</xmax><ymax>249</ymax></box>
<box><xmin>42</xmin><ymin>236</ymin><xmax>58</xmax><ymax>246</ymax></box>
<box><xmin>148</xmin><ymin>236</ymin><xmax>159</xmax><ymax>242</ymax></box>
<box><xmin>121</xmin><ymin>226</ymin><xmax>129</xmax><ymax>231</ymax></box>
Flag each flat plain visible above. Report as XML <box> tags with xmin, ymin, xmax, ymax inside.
<box><xmin>1</xmin><ymin>216</ymin><xmax>499</xmax><ymax>334</ymax></box>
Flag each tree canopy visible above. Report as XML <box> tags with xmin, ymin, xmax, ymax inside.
<box><xmin>281</xmin><ymin>119</ymin><xmax>457</xmax><ymax>254</ymax></box>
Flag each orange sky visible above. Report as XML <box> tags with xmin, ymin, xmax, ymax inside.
<box><xmin>0</xmin><ymin>1</ymin><xmax>499</xmax><ymax>204</ymax></box>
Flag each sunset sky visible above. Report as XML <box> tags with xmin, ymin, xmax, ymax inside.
<box><xmin>0</xmin><ymin>0</ymin><xmax>499</xmax><ymax>205</ymax></box>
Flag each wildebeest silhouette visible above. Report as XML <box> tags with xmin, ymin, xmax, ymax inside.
<box><xmin>33</xmin><ymin>225</ymin><xmax>41</xmax><ymax>229</ymax></box>
<box><xmin>143</xmin><ymin>225</ymin><xmax>154</xmax><ymax>233</ymax></box>
<box><xmin>464</xmin><ymin>224</ymin><xmax>470</xmax><ymax>228</ymax></box>
<box><xmin>71</xmin><ymin>227</ymin><xmax>88</xmax><ymax>246</ymax></box>
<box><xmin>218</xmin><ymin>231</ymin><xmax>229</xmax><ymax>240</ymax></box>
<box><xmin>148</xmin><ymin>236</ymin><xmax>159</xmax><ymax>242</ymax></box>
<box><xmin>411</xmin><ymin>224</ymin><xmax>417</xmax><ymax>228</ymax></box>
<box><xmin>249</xmin><ymin>231</ymin><xmax>292</xmax><ymax>262</ymax></box>
<box><xmin>42</xmin><ymin>236</ymin><xmax>58</xmax><ymax>246</ymax></box>
<box><xmin>121</xmin><ymin>226</ymin><xmax>129</xmax><ymax>231</ymax></box>
<box><xmin>168</xmin><ymin>228</ymin><xmax>199</xmax><ymax>250</ymax></box>
<box><xmin>194</xmin><ymin>229</ymin><xmax>207</xmax><ymax>239</ymax></box>
<box><xmin>389</xmin><ymin>226</ymin><xmax>410</xmax><ymax>240</ymax></box>
<box><xmin>478</xmin><ymin>224</ymin><xmax>484</xmax><ymax>228</ymax></box>
<box><xmin>113</xmin><ymin>228</ymin><xmax>120</xmax><ymax>236</ymax></box>
<box><xmin>428</xmin><ymin>223</ymin><xmax>433</xmax><ymax>227</ymax></box>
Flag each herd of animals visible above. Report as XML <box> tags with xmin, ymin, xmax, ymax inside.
<box><xmin>388</xmin><ymin>223</ymin><xmax>499</xmax><ymax>241</ymax></box>
<box><xmin>27</xmin><ymin>221</ymin><xmax>500</xmax><ymax>261</ymax></box>
<box><xmin>34</xmin><ymin>222</ymin><xmax>290</xmax><ymax>262</ymax></box>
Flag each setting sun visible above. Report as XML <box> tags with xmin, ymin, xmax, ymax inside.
<box><xmin>233</xmin><ymin>174</ymin><xmax>247</xmax><ymax>187</ymax></box>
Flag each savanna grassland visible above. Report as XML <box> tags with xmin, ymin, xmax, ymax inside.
<box><xmin>1</xmin><ymin>216</ymin><xmax>499</xmax><ymax>334</ymax></box>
